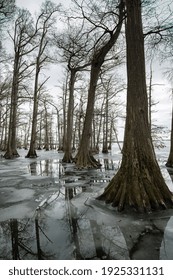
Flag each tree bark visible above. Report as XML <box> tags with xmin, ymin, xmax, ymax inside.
<box><xmin>75</xmin><ymin>1</ymin><xmax>124</xmax><ymax>168</ymax></box>
<box><xmin>4</xmin><ymin>54</ymin><xmax>20</xmax><ymax>159</ymax></box>
<box><xmin>166</xmin><ymin>90</ymin><xmax>173</xmax><ymax>167</ymax></box>
<box><xmin>98</xmin><ymin>0</ymin><xmax>173</xmax><ymax>212</ymax></box>
<box><xmin>63</xmin><ymin>69</ymin><xmax>76</xmax><ymax>162</ymax></box>
<box><xmin>44</xmin><ymin>102</ymin><xmax>49</xmax><ymax>151</ymax></box>
<box><xmin>102</xmin><ymin>92</ymin><xmax>109</xmax><ymax>153</ymax></box>
<box><xmin>75</xmin><ymin>66</ymin><xmax>102</xmax><ymax>168</ymax></box>
<box><xmin>26</xmin><ymin>57</ymin><xmax>40</xmax><ymax>158</ymax></box>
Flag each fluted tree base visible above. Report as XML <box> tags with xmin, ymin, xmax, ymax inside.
<box><xmin>25</xmin><ymin>149</ymin><xmax>38</xmax><ymax>158</ymax></box>
<box><xmin>98</xmin><ymin>156</ymin><xmax>173</xmax><ymax>212</ymax></box>
<box><xmin>74</xmin><ymin>150</ymin><xmax>101</xmax><ymax>169</ymax></box>
<box><xmin>4</xmin><ymin>149</ymin><xmax>20</xmax><ymax>159</ymax></box>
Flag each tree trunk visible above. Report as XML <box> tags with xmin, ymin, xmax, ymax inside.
<box><xmin>77</xmin><ymin>96</ymin><xmax>84</xmax><ymax>144</ymax></box>
<box><xmin>166</xmin><ymin>90</ymin><xmax>173</xmax><ymax>167</ymax></box>
<box><xmin>4</xmin><ymin>55</ymin><xmax>20</xmax><ymax>159</ymax></box>
<box><xmin>57</xmin><ymin>109</ymin><xmax>63</xmax><ymax>151</ymax></box>
<box><xmin>148</xmin><ymin>60</ymin><xmax>153</xmax><ymax>135</ymax></box>
<box><xmin>95</xmin><ymin>99</ymin><xmax>105</xmax><ymax>151</ymax></box>
<box><xmin>44</xmin><ymin>102</ymin><xmax>49</xmax><ymax>151</ymax></box>
<box><xmin>102</xmin><ymin>90</ymin><xmax>109</xmax><ymax>153</ymax></box>
<box><xmin>72</xmin><ymin>114</ymin><xmax>78</xmax><ymax>151</ymax></box>
<box><xmin>26</xmin><ymin>57</ymin><xmax>40</xmax><ymax>158</ymax></box>
<box><xmin>3</xmin><ymin>104</ymin><xmax>9</xmax><ymax>151</ymax></box>
<box><xmin>75</xmin><ymin>1</ymin><xmax>124</xmax><ymax>168</ymax></box>
<box><xmin>38</xmin><ymin>112</ymin><xmax>42</xmax><ymax>150</ymax></box>
<box><xmin>62</xmin><ymin>78</ymin><xmax>68</xmax><ymax>151</ymax></box>
<box><xmin>113</xmin><ymin>122</ymin><xmax>122</xmax><ymax>152</ymax></box>
<box><xmin>75</xmin><ymin>66</ymin><xmax>102</xmax><ymax>168</ymax></box>
<box><xmin>98</xmin><ymin>0</ymin><xmax>173</xmax><ymax>212</ymax></box>
<box><xmin>108</xmin><ymin>117</ymin><xmax>113</xmax><ymax>150</ymax></box>
<box><xmin>63</xmin><ymin>70</ymin><xmax>76</xmax><ymax>162</ymax></box>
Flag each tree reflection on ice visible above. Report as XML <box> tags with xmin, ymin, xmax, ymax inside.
<box><xmin>8</xmin><ymin>217</ymin><xmax>55</xmax><ymax>260</ymax></box>
<box><xmin>0</xmin><ymin>153</ymin><xmax>173</xmax><ymax>259</ymax></box>
<box><xmin>28</xmin><ymin>159</ymin><xmax>64</xmax><ymax>177</ymax></box>
<box><xmin>0</xmin><ymin>194</ymin><xmax>172</xmax><ymax>259</ymax></box>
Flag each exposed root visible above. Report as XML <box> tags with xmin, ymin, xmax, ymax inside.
<box><xmin>3</xmin><ymin>150</ymin><xmax>20</xmax><ymax>159</ymax></box>
<box><xmin>25</xmin><ymin>149</ymin><xmax>38</xmax><ymax>158</ymax></box>
<box><xmin>74</xmin><ymin>151</ymin><xmax>102</xmax><ymax>169</ymax></box>
<box><xmin>62</xmin><ymin>153</ymin><xmax>74</xmax><ymax>163</ymax></box>
<box><xmin>97</xmin><ymin>164</ymin><xmax>173</xmax><ymax>213</ymax></box>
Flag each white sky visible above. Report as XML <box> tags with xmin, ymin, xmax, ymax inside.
<box><xmin>16</xmin><ymin>0</ymin><xmax>71</xmax><ymax>13</ymax></box>
<box><xmin>15</xmin><ymin>0</ymin><xmax>172</xmax><ymax>139</ymax></box>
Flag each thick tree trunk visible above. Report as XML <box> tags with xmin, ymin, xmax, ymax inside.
<box><xmin>4</xmin><ymin>56</ymin><xmax>20</xmax><ymax>159</ymax></box>
<box><xmin>75</xmin><ymin>66</ymin><xmax>102</xmax><ymax>168</ymax></box>
<box><xmin>98</xmin><ymin>0</ymin><xmax>173</xmax><ymax>212</ymax></box>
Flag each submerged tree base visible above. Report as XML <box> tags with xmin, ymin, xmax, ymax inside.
<box><xmin>97</xmin><ymin>162</ymin><xmax>173</xmax><ymax>213</ymax></box>
<box><xmin>3</xmin><ymin>149</ymin><xmax>20</xmax><ymax>159</ymax></box>
<box><xmin>62</xmin><ymin>153</ymin><xmax>74</xmax><ymax>163</ymax></box>
<box><xmin>74</xmin><ymin>151</ymin><xmax>102</xmax><ymax>169</ymax></box>
<box><xmin>25</xmin><ymin>149</ymin><xmax>38</xmax><ymax>158</ymax></box>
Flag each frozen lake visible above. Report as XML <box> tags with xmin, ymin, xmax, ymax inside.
<box><xmin>0</xmin><ymin>144</ymin><xmax>173</xmax><ymax>260</ymax></box>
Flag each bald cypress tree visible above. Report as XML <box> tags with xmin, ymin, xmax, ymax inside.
<box><xmin>98</xmin><ymin>0</ymin><xmax>173</xmax><ymax>212</ymax></box>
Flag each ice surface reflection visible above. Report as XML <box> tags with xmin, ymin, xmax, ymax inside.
<box><xmin>0</xmin><ymin>183</ymin><xmax>172</xmax><ymax>260</ymax></box>
<box><xmin>160</xmin><ymin>216</ymin><xmax>173</xmax><ymax>259</ymax></box>
<box><xmin>28</xmin><ymin>159</ymin><xmax>64</xmax><ymax>177</ymax></box>
<box><xmin>28</xmin><ymin>158</ymin><xmax>115</xmax><ymax>184</ymax></box>
<box><xmin>0</xmin><ymin>149</ymin><xmax>173</xmax><ymax>260</ymax></box>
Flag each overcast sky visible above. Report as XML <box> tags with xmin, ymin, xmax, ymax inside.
<box><xmin>16</xmin><ymin>0</ymin><xmax>71</xmax><ymax>13</ymax></box>
<box><xmin>16</xmin><ymin>0</ymin><xmax>46</xmax><ymax>14</ymax></box>
<box><xmin>15</xmin><ymin>0</ymin><xmax>172</xmax><ymax>140</ymax></box>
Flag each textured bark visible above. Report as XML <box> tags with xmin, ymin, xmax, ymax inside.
<box><xmin>98</xmin><ymin>0</ymin><xmax>173</xmax><ymax>212</ymax></box>
<box><xmin>75</xmin><ymin>66</ymin><xmax>102</xmax><ymax>168</ymax></box>
<box><xmin>26</xmin><ymin>57</ymin><xmax>40</xmax><ymax>158</ymax></box>
<box><xmin>26</xmin><ymin>4</ymin><xmax>59</xmax><ymax>157</ymax></box>
<box><xmin>4</xmin><ymin>9</ymin><xmax>37</xmax><ymax>159</ymax></box>
<box><xmin>75</xmin><ymin>1</ymin><xmax>124</xmax><ymax>168</ymax></box>
<box><xmin>95</xmin><ymin>99</ymin><xmax>105</xmax><ymax>150</ymax></box>
<box><xmin>4</xmin><ymin>54</ymin><xmax>20</xmax><ymax>159</ymax></box>
<box><xmin>63</xmin><ymin>70</ymin><xmax>76</xmax><ymax>162</ymax></box>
